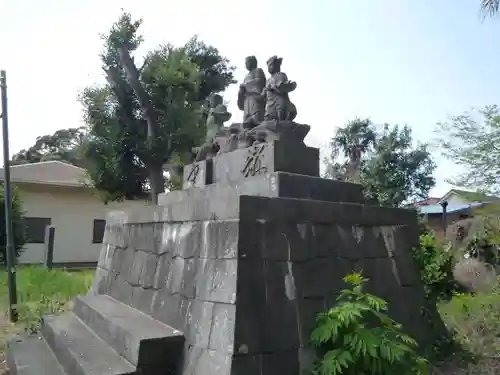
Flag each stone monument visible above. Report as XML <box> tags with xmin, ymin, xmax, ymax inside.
<box><xmin>238</xmin><ymin>56</ymin><xmax>266</xmax><ymax>129</ymax></box>
<box><xmin>7</xmin><ymin>56</ymin><xmax>446</xmax><ymax>375</ymax></box>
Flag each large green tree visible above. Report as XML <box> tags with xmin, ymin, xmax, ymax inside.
<box><xmin>435</xmin><ymin>105</ymin><xmax>500</xmax><ymax>195</ymax></box>
<box><xmin>80</xmin><ymin>12</ymin><xmax>235</xmax><ymax>202</ymax></box>
<box><xmin>11</xmin><ymin>127</ymin><xmax>86</xmax><ymax>167</ymax></box>
<box><xmin>325</xmin><ymin>118</ymin><xmax>436</xmax><ymax>207</ymax></box>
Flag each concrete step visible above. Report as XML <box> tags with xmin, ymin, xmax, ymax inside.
<box><xmin>6</xmin><ymin>335</ymin><xmax>66</xmax><ymax>375</ymax></box>
<box><xmin>41</xmin><ymin>312</ymin><xmax>135</xmax><ymax>375</ymax></box>
<box><xmin>73</xmin><ymin>294</ymin><xmax>184</xmax><ymax>374</ymax></box>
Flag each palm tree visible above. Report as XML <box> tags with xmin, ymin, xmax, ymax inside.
<box><xmin>326</xmin><ymin>118</ymin><xmax>376</xmax><ymax>183</ymax></box>
<box><xmin>480</xmin><ymin>0</ymin><xmax>500</xmax><ymax>17</ymax></box>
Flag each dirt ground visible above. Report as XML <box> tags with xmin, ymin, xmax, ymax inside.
<box><xmin>0</xmin><ymin>311</ymin><xmax>21</xmax><ymax>375</ymax></box>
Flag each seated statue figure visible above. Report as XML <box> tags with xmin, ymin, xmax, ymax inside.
<box><xmin>262</xmin><ymin>56</ymin><xmax>297</xmax><ymax>122</ymax></box>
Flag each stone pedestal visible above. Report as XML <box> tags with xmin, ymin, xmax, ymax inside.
<box><xmin>7</xmin><ymin>140</ymin><xmax>446</xmax><ymax>375</ymax></box>
<box><xmin>182</xmin><ymin>140</ymin><xmax>319</xmax><ymax>188</ymax></box>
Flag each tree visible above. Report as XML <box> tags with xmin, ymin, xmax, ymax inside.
<box><xmin>80</xmin><ymin>12</ymin><xmax>235</xmax><ymax>202</ymax></box>
<box><xmin>480</xmin><ymin>0</ymin><xmax>500</xmax><ymax>17</ymax></box>
<box><xmin>11</xmin><ymin>127</ymin><xmax>86</xmax><ymax>167</ymax></box>
<box><xmin>325</xmin><ymin>118</ymin><xmax>436</xmax><ymax>207</ymax></box>
<box><xmin>325</xmin><ymin>118</ymin><xmax>376</xmax><ymax>183</ymax></box>
<box><xmin>0</xmin><ymin>185</ymin><xmax>26</xmax><ymax>266</ymax></box>
<box><xmin>435</xmin><ymin>105</ymin><xmax>500</xmax><ymax>195</ymax></box>
<box><xmin>361</xmin><ymin>124</ymin><xmax>436</xmax><ymax>206</ymax></box>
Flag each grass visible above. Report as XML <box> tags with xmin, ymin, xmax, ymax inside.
<box><xmin>0</xmin><ymin>266</ymin><xmax>93</xmax><ymax>374</ymax></box>
<box><xmin>0</xmin><ymin>266</ymin><xmax>497</xmax><ymax>374</ymax></box>
<box><xmin>0</xmin><ymin>266</ymin><xmax>93</xmax><ymax>332</ymax></box>
<box><xmin>433</xmin><ymin>283</ymin><xmax>500</xmax><ymax>374</ymax></box>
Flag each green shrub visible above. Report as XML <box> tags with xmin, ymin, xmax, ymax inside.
<box><xmin>0</xmin><ymin>184</ymin><xmax>26</xmax><ymax>265</ymax></box>
<box><xmin>447</xmin><ymin>216</ymin><xmax>500</xmax><ymax>266</ymax></box>
<box><xmin>311</xmin><ymin>272</ymin><xmax>428</xmax><ymax>375</ymax></box>
<box><xmin>438</xmin><ymin>284</ymin><xmax>500</xmax><ymax>358</ymax></box>
<box><xmin>412</xmin><ymin>233</ymin><xmax>459</xmax><ymax>302</ymax></box>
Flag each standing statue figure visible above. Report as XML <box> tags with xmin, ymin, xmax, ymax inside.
<box><xmin>238</xmin><ymin>56</ymin><xmax>266</xmax><ymax>128</ymax></box>
<box><xmin>262</xmin><ymin>56</ymin><xmax>297</xmax><ymax>122</ymax></box>
<box><xmin>194</xmin><ymin>94</ymin><xmax>231</xmax><ymax>161</ymax></box>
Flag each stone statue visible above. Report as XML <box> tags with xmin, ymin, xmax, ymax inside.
<box><xmin>206</xmin><ymin>94</ymin><xmax>231</xmax><ymax>141</ymax></box>
<box><xmin>262</xmin><ymin>56</ymin><xmax>297</xmax><ymax>122</ymax></box>
<box><xmin>237</xmin><ymin>56</ymin><xmax>266</xmax><ymax>128</ymax></box>
<box><xmin>194</xmin><ymin>94</ymin><xmax>232</xmax><ymax>161</ymax></box>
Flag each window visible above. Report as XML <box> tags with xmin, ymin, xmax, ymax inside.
<box><xmin>24</xmin><ymin>217</ymin><xmax>51</xmax><ymax>244</ymax></box>
<box><xmin>92</xmin><ymin>219</ymin><xmax>106</xmax><ymax>244</ymax></box>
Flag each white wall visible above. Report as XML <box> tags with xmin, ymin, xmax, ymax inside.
<box><xmin>16</xmin><ymin>183</ymin><xmax>148</xmax><ymax>264</ymax></box>
<box><xmin>445</xmin><ymin>193</ymin><xmax>468</xmax><ymax>206</ymax></box>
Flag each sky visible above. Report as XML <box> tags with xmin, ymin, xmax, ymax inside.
<box><xmin>1</xmin><ymin>0</ymin><xmax>500</xmax><ymax>197</ymax></box>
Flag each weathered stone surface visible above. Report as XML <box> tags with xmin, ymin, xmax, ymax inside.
<box><xmin>213</xmin><ymin>141</ymin><xmax>319</xmax><ymax>184</ymax></box>
<box><xmin>183</xmin><ymin>159</ymin><xmax>213</xmax><ymax>189</ymax></box>
<box><xmin>8</xmin><ymin>139</ymin><xmax>446</xmax><ymax>375</ymax></box>
<box><xmin>160</xmin><ymin>172</ymin><xmax>365</xmax><ymax>206</ymax></box>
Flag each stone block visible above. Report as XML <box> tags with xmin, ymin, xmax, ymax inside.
<box><xmin>151</xmin><ymin>292</ymin><xmax>183</xmax><ymax>330</ymax></box>
<box><xmin>209</xmin><ymin>259</ymin><xmax>237</xmax><ymax>304</ymax></box>
<box><xmin>141</xmin><ymin>252</ymin><xmax>158</xmax><ymax>288</ymax></box>
<box><xmin>160</xmin><ymin>223</ymin><xmax>179</xmax><ymax>255</ymax></box>
<box><xmin>191</xmin><ymin>348</ymin><xmax>231</xmax><ymax>375</ymax></box>
<box><xmin>180</xmin><ymin>259</ymin><xmax>197</xmax><ymax>298</ymax></box>
<box><xmin>261</xmin><ymin>350</ymin><xmax>300</xmax><ymax>375</ymax></box>
<box><xmin>238</xmin><ymin>195</ymin><xmax>417</xmax><ymax>226</ymax></box>
<box><xmin>130</xmin><ymin>286</ymin><xmax>155</xmax><ymax>314</ymax></box>
<box><xmin>166</xmin><ymin>257</ymin><xmax>185</xmax><ymax>294</ymax></box>
<box><xmin>159</xmin><ymin>172</ymin><xmax>365</xmax><ymax>206</ymax></box>
<box><xmin>213</xmin><ymin>141</ymin><xmax>319</xmax><ymax>184</ymax></box>
<box><xmin>153</xmin><ymin>252</ymin><xmax>172</xmax><ymax>289</ymax></box>
<box><xmin>296</xmin><ymin>298</ymin><xmax>326</xmax><ymax>347</ymax></box>
<box><xmin>195</xmin><ymin>258</ymin><xmax>216</xmax><ymax>300</ymax></box>
<box><xmin>294</xmin><ymin>257</ymin><xmax>350</xmax><ymax>298</ymax></box>
<box><xmin>262</xmin><ymin>222</ymin><xmax>311</xmax><ymax>261</ymax></box>
<box><xmin>354</xmin><ymin>258</ymin><xmax>400</xmax><ymax>299</ymax></box>
<box><xmin>129</xmin><ymin>250</ymin><xmax>149</xmax><ymax>286</ymax></box>
<box><xmin>231</xmin><ymin>354</ymin><xmax>261</xmax><ymax>375</ymax></box>
<box><xmin>183</xmin><ymin>159</ymin><xmax>213</xmax><ymax>189</ymax></box>
<box><xmin>174</xmin><ymin>222</ymin><xmax>202</xmax><ymax>259</ymax></box>
<box><xmin>186</xmin><ymin>300</ymin><xmax>214</xmax><ymax>348</ymax></box>
<box><xmin>108</xmin><ymin>274</ymin><xmax>134</xmax><ymax>305</ymax></box>
<box><xmin>86</xmin><ymin>267</ymin><xmax>109</xmax><ymax>295</ymax></box>
<box><xmin>208</xmin><ymin>303</ymin><xmax>236</xmax><ymax>354</ymax></box>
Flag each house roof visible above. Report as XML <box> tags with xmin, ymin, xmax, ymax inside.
<box><xmin>0</xmin><ymin>161</ymin><xmax>88</xmax><ymax>187</ymax></box>
<box><xmin>416</xmin><ymin>201</ymin><xmax>485</xmax><ymax>215</ymax></box>
<box><xmin>438</xmin><ymin>189</ymin><xmax>500</xmax><ymax>204</ymax></box>
<box><xmin>413</xmin><ymin>197</ymin><xmax>440</xmax><ymax>206</ymax></box>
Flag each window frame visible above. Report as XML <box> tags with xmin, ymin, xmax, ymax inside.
<box><xmin>92</xmin><ymin>219</ymin><xmax>106</xmax><ymax>244</ymax></box>
<box><xmin>24</xmin><ymin>217</ymin><xmax>52</xmax><ymax>244</ymax></box>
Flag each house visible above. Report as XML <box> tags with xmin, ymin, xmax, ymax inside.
<box><xmin>0</xmin><ymin>161</ymin><xmax>148</xmax><ymax>266</ymax></box>
<box><xmin>414</xmin><ymin>189</ymin><xmax>500</xmax><ymax>240</ymax></box>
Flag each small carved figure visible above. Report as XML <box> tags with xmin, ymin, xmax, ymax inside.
<box><xmin>194</xmin><ymin>94</ymin><xmax>231</xmax><ymax>161</ymax></box>
<box><xmin>262</xmin><ymin>56</ymin><xmax>297</xmax><ymax>122</ymax></box>
<box><xmin>206</xmin><ymin>94</ymin><xmax>231</xmax><ymax>142</ymax></box>
<box><xmin>238</xmin><ymin>56</ymin><xmax>266</xmax><ymax>128</ymax></box>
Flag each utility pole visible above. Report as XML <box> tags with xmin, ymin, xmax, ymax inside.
<box><xmin>441</xmin><ymin>200</ymin><xmax>449</xmax><ymax>237</ymax></box>
<box><xmin>0</xmin><ymin>70</ymin><xmax>18</xmax><ymax>322</ymax></box>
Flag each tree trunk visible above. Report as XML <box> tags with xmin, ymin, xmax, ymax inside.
<box><xmin>117</xmin><ymin>46</ymin><xmax>165</xmax><ymax>203</ymax></box>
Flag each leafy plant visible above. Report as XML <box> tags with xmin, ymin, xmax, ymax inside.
<box><xmin>311</xmin><ymin>272</ymin><xmax>429</xmax><ymax>375</ymax></box>
<box><xmin>412</xmin><ymin>233</ymin><xmax>459</xmax><ymax>302</ymax></box>
<box><xmin>0</xmin><ymin>184</ymin><xmax>26</xmax><ymax>266</ymax></box>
